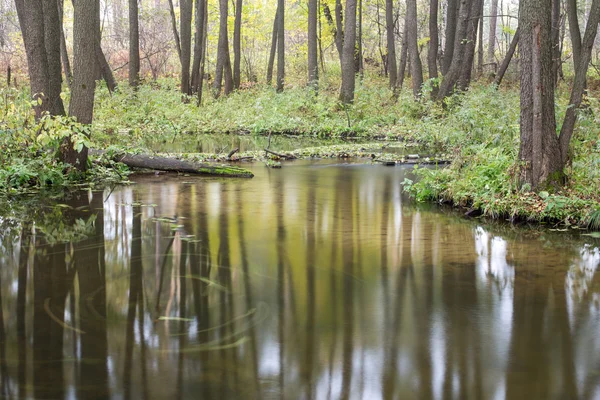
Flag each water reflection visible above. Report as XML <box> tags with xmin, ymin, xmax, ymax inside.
<box><xmin>0</xmin><ymin>161</ymin><xmax>599</xmax><ymax>399</ymax></box>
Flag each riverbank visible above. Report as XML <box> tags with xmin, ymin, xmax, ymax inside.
<box><xmin>1</xmin><ymin>80</ymin><xmax>599</xmax><ymax>229</ymax></box>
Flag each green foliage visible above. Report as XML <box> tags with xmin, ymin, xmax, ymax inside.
<box><xmin>402</xmin><ymin>84</ymin><xmax>600</xmax><ymax>227</ymax></box>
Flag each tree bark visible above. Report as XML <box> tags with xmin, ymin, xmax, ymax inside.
<box><xmin>101</xmin><ymin>152</ymin><xmax>255</xmax><ymax>177</ymax></box>
<box><xmin>406</xmin><ymin>0</ymin><xmax>423</xmax><ymax>96</ymax></box>
<box><xmin>276</xmin><ymin>0</ymin><xmax>285</xmax><ymax>92</ymax></box>
<box><xmin>458</xmin><ymin>0</ymin><xmax>482</xmax><ymax>90</ymax></box>
<box><xmin>233</xmin><ymin>0</ymin><xmax>243</xmax><ymax>89</ymax></box>
<box><xmin>493</xmin><ymin>27</ymin><xmax>519</xmax><ymax>86</ymax></box>
<box><xmin>64</xmin><ymin>0</ymin><xmax>97</xmax><ymax>170</ymax></box>
<box><xmin>385</xmin><ymin>0</ymin><xmax>397</xmax><ymax>88</ymax></box>
<box><xmin>518</xmin><ymin>0</ymin><xmax>562</xmax><ymax>189</ymax></box>
<box><xmin>191</xmin><ymin>0</ymin><xmax>205</xmax><ymax>92</ymax></box>
<box><xmin>15</xmin><ymin>0</ymin><xmax>51</xmax><ymax>119</ymax></box>
<box><xmin>437</xmin><ymin>0</ymin><xmax>472</xmax><ymax>100</ymax></box>
<box><xmin>180</xmin><ymin>0</ymin><xmax>193</xmax><ymax>95</ymax></box>
<box><xmin>566</xmin><ymin>0</ymin><xmax>582</xmax><ymax>69</ymax></box>
<box><xmin>488</xmin><ymin>0</ymin><xmax>499</xmax><ymax>63</ymax></box>
<box><xmin>167</xmin><ymin>0</ymin><xmax>182</xmax><ymax>62</ymax></box>
<box><xmin>267</xmin><ymin>7</ymin><xmax>279</xmax><ymax>85</ymax></box>
<box><xmin>397</xmin><ymin>20</ymin><xmax>409</xmax><ymax>89</ymax></box>
<box><xmin>308</xmin><ymin>0</ymin><xmax>319</xmax><ymax>88</ymax></box>
<box><xmin>335</xmin><ymin>0</ymin><xmax>344</xmax><ymax>62</ymax></box>
<box><xmin>214</xmin><ymin>0</ymin><xmax>234</xmax><ymax>97</ymax></box>
<box><xmin>428</xmin><ymin>0</ymin><xmax>440</xmax><ymax>96</ymax></box>
<box><xmin>442</xmin><ymin>0</ymin><xmax>459</xmax><ymax>74</ymax></box>
<box><xmin>129</xmin><ymin>0</ymin><xmax>140</xmax><ymax>87</ymax></box>
<box><xmin>42</xmin><ymin>0</ymin><xmax>66</xmax><ymax>116</ymax></box>
<box><xmin>559</xmin><ymin>0</ymin><xmax>600</xmax><ymax>164</ymax></box>
<box><xmin>339</xmin><ymin>0</ymin><xmax>357</xmax><ymax>103</ymax></box>
<box><xmin>551</xmin><ymin>0</ymin><xmax>561</xmax><ymax>82</ymax></box>
<box><xmin>477</xmin><ymin>1</ymin><xmax>484</xmax><ymax>76</ymax></box>
<box><xmin>57</xmin><ymin>0</ymin><xmax>72</xmax><ymax>89</ymax></box>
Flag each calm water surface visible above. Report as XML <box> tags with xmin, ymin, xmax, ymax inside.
<box><xmin>0</xmin><ymin>161</ymin><xmax>599</xmax><ymax>400</ymax></box>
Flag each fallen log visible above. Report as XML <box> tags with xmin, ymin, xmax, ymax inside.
<box><xmin>93</xmin><ymin>150</ymin><xmax>254</xmax><ymax>177</ymax></box>
<box><xmin>264</xmin><ymin>148</ymin><xmax>296</xmax><ymax>160</ymax></box>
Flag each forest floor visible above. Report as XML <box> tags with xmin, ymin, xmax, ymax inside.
<box><xmin>1</xmin><ymin>77</ymin><xmax>599</xmax><ymax>230</ymax></box>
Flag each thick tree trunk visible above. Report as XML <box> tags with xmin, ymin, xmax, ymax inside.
<box><xmin>339</xmin><ymin>0</ymin><xmax>357</xmax><ymax>103</ymax></box>
<box><xmin>493</xmin><ymin>27</ymin><xmax>519</xmax><ymax>86</ymax></box>
<box><xmin>267</xmin><ymin>7</ymin><xmax>278</xmax><ymax>85</ymax></box>
<box><xmin>385</xmin><ymin>0</ymin><xmax>397</xmax><ymax>88</ymax></box>
<box><xmin>477</xmin><ymin>2</ymin><xmax>484</xmax><ymax>76</ymax></box>
<box><xmin>15</xmin><ymin>0</ymin><xmax>51</xmax><ymax>119</ymax></box>
<box><xmin>96</xmin><ymin>46</ymin><xmax>117</xmax><ymax>93</ymax></box>
<box><xmin>214</xmin><ymin>0</ymin><xmax>234</xmax><ymax>97</ymax></box>
<box><xmin>180</xmin><ymin>0</ymin><xmax>193</xmax><ymax>95</ymax></box>
<box><xmin>406</xmin><ymin>0</ymin><xmax>423</xmax><ymax>96</ymax></box>
<box><xmin>233</xmin><ymin>0</ymin><xmax>243</xmax><ymax>89</ymax></box>
<box><xmin>276</xmin><ymin>0</ymin><xmax>285</xmax><ymax>92</ymax></box>
<box><xmin>197</xmin><ymin>3</ymin><xmax>208</xmax><ymax>105</ymax></box>
<box><xmin>488</xmin><ymin>0</ymin><xmax>499</xmax><ymax>63</ymax></box>
<box><xmin>308</xmin><ymin>0</ymin><xmax>319</xmax><ymax>88</ymax></box>
<box><xmin>64</xmin><ymin>0</ymin><xmax>97</xmax><ymax>170</ymax></box>
<box><xmin>129</xmin><ymin>0</ymin><xmax>140</xmax><ymax>87</ymax></box>
<box><xmin>559</xmin><ymin>0</ymin><xmax>600</xmax><ymax>164</ymax></box>
<box><xmin>518</xmin><ymin>0</ymin><xmax>562</xmax><ymax>189</ymax></box>
<box><xmin>442</xmin><ymin>0</ymin><xmax>459</xmax><ymax>74</ymax></box>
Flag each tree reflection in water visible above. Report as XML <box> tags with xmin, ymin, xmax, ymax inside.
<box><xmin>0</xmin><ymin>162</ymin><xmax>599</xmax><ymax>399</ymax></box>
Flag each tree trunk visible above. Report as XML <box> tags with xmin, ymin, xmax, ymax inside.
<box><xmin>428</xmin><ymin>0</ymin><xmax>440</xmax><ymax>95</ymax></box>
<box><xmin>397</xmin><ymin>20</ymin><xmax>409</xmax><ymax>89</ymax></box>
<box><xmin>458</xmin><ymin>0</ymin><xmax>482</xmax><ymax>90</ymax></box>
<box><xmin>477</xmin><ymin>1</ymin><xmax>484</xmax><ymax>76</ymax></box>
<box><xmin>64</xmin><ymin>0</ymin><xmax>97</xmax><ymax>171</ymax></box>
<box><xmin>551</xmin><ymin>0</ymin><xmax>561</xmax><ymax>82</ymax></box>
<box><xmin>42</xmin><ymin>0</ymin><xmax>66</xmax><ymax>116</ymax></box>
<box><xmin>559</xmin><ymin>0</ymin><xmax>600</xmax><ymax>164</ymax></box>
<box><xmin>167</xmin><ymin>0</ymin><xmax>182</xmax><ymax>62</ymax></box>
<box><xmin>57</xmin><ymin>0</ymin><xmax>72</xmax><ymax>89</ymax></box>
<box><xmin>488</xmin><ymin>0</ymin><xmax>498</xmax><ymax>63</ymax></box>
<box><xmin>276</xmin><ymin>0</ymin><xmax>285</xmax><ymax>92</ymax></box>
<box><xmin>335</xmin><ymin>0</ymin><xmax>344</xmax><ymax>62</ymax></box>
<box><xmin>191</xmin><ymin>0</ymin><xmax>205</xmax><ymax>92</ymax></box>
<box><xmin>437</xmin><ymin>0</ymin><xmax>472</xmax><ymax>100</ymax></box>
<box><xmin>406</xmin><ymin>0</ymin><xmax>423</xmax><ymax>96</ymax></box>
<box><xmin>267</xmin><ymin>7</ymin><xmax>278</xmax><ymax>85</ymax></box>
<box><xmin>493</xmin><ymin>27</ymin><xmax>519</xmax><ymax>86</ymax></box>
<box><xmin>518</xmin><ymin>0</ymin><xmax>562</xmax><ymax>189</ymax></box>
<box><xmin>385</xmin><ymin>0</ymin><xmax>397</xmax><ymax>87</ymax></box>
<box><xmin>129</xmin><ymin>0</ymin><xmax>140</xmax><ymax>87</ymax></box>
<box><xmin>197</xmin><ymin>2</ymin><xmax>208</xmax><ymax>105</ymax></box>
<box><xmin>180</xmin><ymin>0</ymin><xmax>193</xmax><ymax>95</ymax></box>
<box><xmin>15</xmin><ymin>0</ymin><xmax>51</xmax><ymax>119</ymax></box>
<box><xmin>96</xmin><ymin>46</ymin><xmax>117</xmax><ymax>93</ymax></box>
<box><xmin>442</xmin><ymin>0</ymin><xmax>459</xmax><ymax>74</ymax></box>
<box><xmin>308</xmin><ymin>0</ymin><xmax>319</xmax><ymax>88</ymax></box>
<box><xmin>339</xmin><ymin>0</ymin><xmax>357</xmax><ymax>103</ymax></box>
<box><xmin>233</xmin><ymin>0</ymin><xmax>243</xmax><ymax>89</ymax></box>
<box><xmin>566</xmin><ymin>0</ymin><xmax>582</xmax><ymax>69</ymax></box>
<box><xmin>214</xmin><ymin>0</ymin><xmax>234</xmax><ymax>97</ymax></box>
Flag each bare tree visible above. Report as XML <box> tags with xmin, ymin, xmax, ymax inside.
<box><xmin>214</xmin><ymin>0</ymin><xmax>233</xmax><ymax>97</ymax></box>
<box><xmin>406</xmin><ymin>0</ymin><xmax>423</xmax><ymax>96</ymax></box>
<box><xmin>180</xmin><ymin>0</ymin><xmax>192</xmax><ymax>95</ymax></box>
<box><xmin>233</xmin><ymin>0</ymin><xmax>243</xmax><ymax>89</ymax></box>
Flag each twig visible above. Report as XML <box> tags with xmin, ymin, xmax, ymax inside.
<box><xmin>264</xmin><ymin>148</ymin><xmax>296</xmax><ymax>160</ymax></box>
<box><xmin>227</xmin><ymin>148</ymin><xmax>239</xmax><ymax>159</ymax></box>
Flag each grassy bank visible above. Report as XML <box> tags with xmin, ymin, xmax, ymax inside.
<box><xmin>1</xmin><ymin>78</ymin><xmax>599</xmax><ymax>229</ymax></box>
